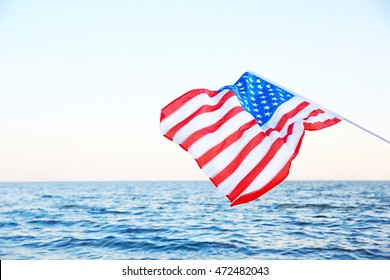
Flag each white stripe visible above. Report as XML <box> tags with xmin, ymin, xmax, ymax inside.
<box><xmin>160</xmin><ymin>89</ymin><xmax>230</xmax><ymax>135</ymax></box>
<box><xmin>223</xmin><ymin>102</ymin><xmax>322</xmax><ymax>200</ymax></box>
<box><xmin>217</xmin><ymin>132</ymin><xmax>272</xmax><ymax>195</ymax></box>
<box><xmin>201</xmin><ymin>124</ymin><xmax>262</xmax><ymax>177</ymax></box>
<box><xmin>265</xmin><ymin>105</ymin><xmax>318</xmax><ymax>139</ymax></box>
<box><xmin>236</xmin><ymin>122</ymin><xmax>305</xmax><ymax>199</ymax></box>
<box><xmin>172</xmin><ymin>96</ymin><xmax>241</xmax><ymax>144</ymax></box>
<box><xmin>218</xmin><ymin>121</ymin><xmax>305</xmax><ymax>196</ymax></box>
<box><xmin>261</xmin><ymin>96</ymin><xmax>305</xmax><ymax>130</ymax></box>
<box><xmin>203</xmin><ymin>100</ymin><xmax>315</xmax><ymax>186</ymax></box>
<box><xmin>187</xmin><ymin>111</ymin><xmax>254</xmax><ymax>158</ymax></box>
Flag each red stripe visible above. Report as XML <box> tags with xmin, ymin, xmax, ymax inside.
<box><xmin>304</xmin><ymin>118</ymin><xmax>341</xmax><ymax>131</ymax></box>
<box><xmin>164</xmin><ymin>91</ymin><xmax>236</xmax><ymax>141</ymax></box>
<box><xmin>195</xmin><ymin>119</ymin><xmax>258</xmax><ymax>167</ymax></box>
<box><xmin>226</xmin><ymin>122</ymin><xmax>297</xmax><ymax>202</ymax></box>
<box><xmin>304</xmin><ymin>109</ymin><xmax>325</xmax><ymax>119</ymax></box>
<box><xmin>209</xmin><ymin>101</ymin><xmax>312</xmax><ymax>187</ymax></box>
<box><xmin>210</xmin><ymin>131</ymin><xmax>267</xmax><ymax>186</ymax></box>
<box><xmin>229</xmin><ymin>114</ymin><xmax>340</xmax><ymax>205</ymax></box>
<box><xmin>180</xmin><ymin>106</ymin><xmax>244</xmax><ymax>151</ymax></box>
<box><xmin>230</xmin><ymin>130</ymin><xmax>305</xmax><ymax>206</ymax></box>
<box><xmin>160</xmin><ymin>89</ymin><xmax>220</xmax><ymax>122</ymax></box>
<box><xmin>265</xmin><ymin>102</ymin><xmax>309</xmax><ymax>135</ymax></box>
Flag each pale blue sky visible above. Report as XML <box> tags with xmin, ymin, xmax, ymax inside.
<box><xmin>0</xmin><ymin>0</ymin><xmax>389</xmax><ymax>181</ymax></box>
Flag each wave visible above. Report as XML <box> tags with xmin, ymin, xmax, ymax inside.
<box><xmin>0</xmin><ymin>181</ymin><xmax>389</xmax><ymax>259</ymax></box>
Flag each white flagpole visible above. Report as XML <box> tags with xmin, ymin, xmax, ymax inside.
<box><xmin>247</xmin><ymin>70</ymin><xmax>390</xmax><ymax>145</ymax></box>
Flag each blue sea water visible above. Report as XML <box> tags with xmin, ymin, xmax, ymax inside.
<box><xmin>0</xmin><ymin>181</ymin><xmax>389</xmax><ymax>260</ymax></box>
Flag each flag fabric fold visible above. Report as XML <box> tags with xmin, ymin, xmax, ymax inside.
<box><xmin>160</xmin><ymin>72</ymin><xmax>341</xmax><ymax>206</ymax></box>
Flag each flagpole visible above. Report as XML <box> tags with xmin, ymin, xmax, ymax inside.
<box><xmin>338</xmin><ymin>118</ymin><xmax>390</xmax><ymax>145</ymax></box>
<box><xmin>247</xmin><ymin>70</ymin><xmax>390</xmax><ymax>145</ymax></box>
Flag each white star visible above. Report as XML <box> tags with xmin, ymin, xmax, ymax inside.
<box><xmin>249</xmin><ymin>77</ymin><xmax>253</xmax><ymax>83</ymax></box>
<box><xmin>266</xmin><ymin>84</ymin><xmax>271</xmax><ymax>88</ymax></box>
<box><xmin>253</xmin><ymin>108</ymin><xmax>259</xmax><ymax>112</ymax></box>
<box><xmin>261</xmin><ymin>100</ymin><xmax>267</xmax><ymax>104</ymax></box>
<box><xmin>260</xmin><ymin>96</ymin><xmax>266</xmax><ymax>99</ymax></box>
<box><xmin>269</xmin><ymin>92</ymin><xmax>274</xmax><ymax>96</ymax></box>
<box><xmin>272</xmin><ymin>97</ymin><xmax>277</xmax><ymax>101</ymax></box>
<box><xmin>237</xmin><ymin>82</ymin><xmax>242</xmax><ymax>87</ymax></box>
<box><xmin>256</xmin><ymin>79</ymin><xmax>261</xmax><ymax>83</ymax></box>
<box><xmin>249</xmin><ymin>84</ymin><xmax>254</xmax><ymax>89</ymax></box>
<box><xmin>258</xmin><ymin>120</ymin><xmax>263</xmax><ymax>124</ymax></box>
<box><xmin>272</xmin><ymin>102</ymin><xmax>278</xmax><ymax>106</ymax></box>
<box><xmin>253</xmin><ymin>103</ymin><xmax>258</xmax><ymax>107</ymax></box>
<box><xmin>265</xmin><ymin>112</ymin><xmax>271</xmax><ymax>116</ymax></box>
<box><xmin>268</xmin><ymin>88</ymin><xmax>273</xmax><ymax>91</ymax></box>
<box><xmin>250</xmin><ymin>97</ymin><xmax>255</xmax><ymax>101</ymax></box>
<box><xmin>257</xmin><ymin>85</ymin><xmax>263</xmax><ymax>89</ymax></box>
<box><xmin>264</xmin><ymin>105</ymin><xmax>270</xmax><ymax>110</ymax></box>
<box><xmin>250</xmin><ymin>90</ymin><xmax>255</xmax><ymax>95</ymax></box>
<box><xmin>258</xmin><ymin>91</ymin><xmax>263</xmax><ymax>94</ymax></box>
<box><xmin>256</xmin><ymin>114</ymin><xmax>262</xmax><ymax>118</ymax></box>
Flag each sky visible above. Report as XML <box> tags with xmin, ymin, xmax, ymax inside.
<box><xmin>0</xmin><ymin>0</ymin><xmax>389</xmax><ymax>181</ymax></box>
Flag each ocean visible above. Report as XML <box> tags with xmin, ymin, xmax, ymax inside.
<box><xmin>0</xmin><ymin>181</ymin><xmax>389</xmax><ymax>260</ymax></box>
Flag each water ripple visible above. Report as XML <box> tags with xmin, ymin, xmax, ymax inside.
<box><xmin>0</xmin><ymin>181</ymin><xmax>389</xmax><ymax>259</ymax></box>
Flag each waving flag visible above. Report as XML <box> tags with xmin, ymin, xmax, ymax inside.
<box><xmin>160</xmin><ymin>72</ymin><xmax>341</xmax><ymax>206</ymax></box>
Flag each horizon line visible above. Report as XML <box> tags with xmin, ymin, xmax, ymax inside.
<box><xmin>0</xmin><ymin>179</ymin><xmax>389</xmax><ymax>184</ymax></box>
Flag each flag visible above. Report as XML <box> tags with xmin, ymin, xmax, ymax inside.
<box><xmin>160</xmin><ymin>72</ymin><xmax>341</xmax><ymax>206</ymax></box>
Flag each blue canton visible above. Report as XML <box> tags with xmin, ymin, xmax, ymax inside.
<box><xmin>220</xmin><ymin>72</ymin><xmax>294</xmax><ymax>126</ymax></box>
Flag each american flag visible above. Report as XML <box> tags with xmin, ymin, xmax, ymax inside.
<box><xmin>160</xmin><ymin>72</ymin><xmax>341</xmax><ymax>206</ymax></box>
